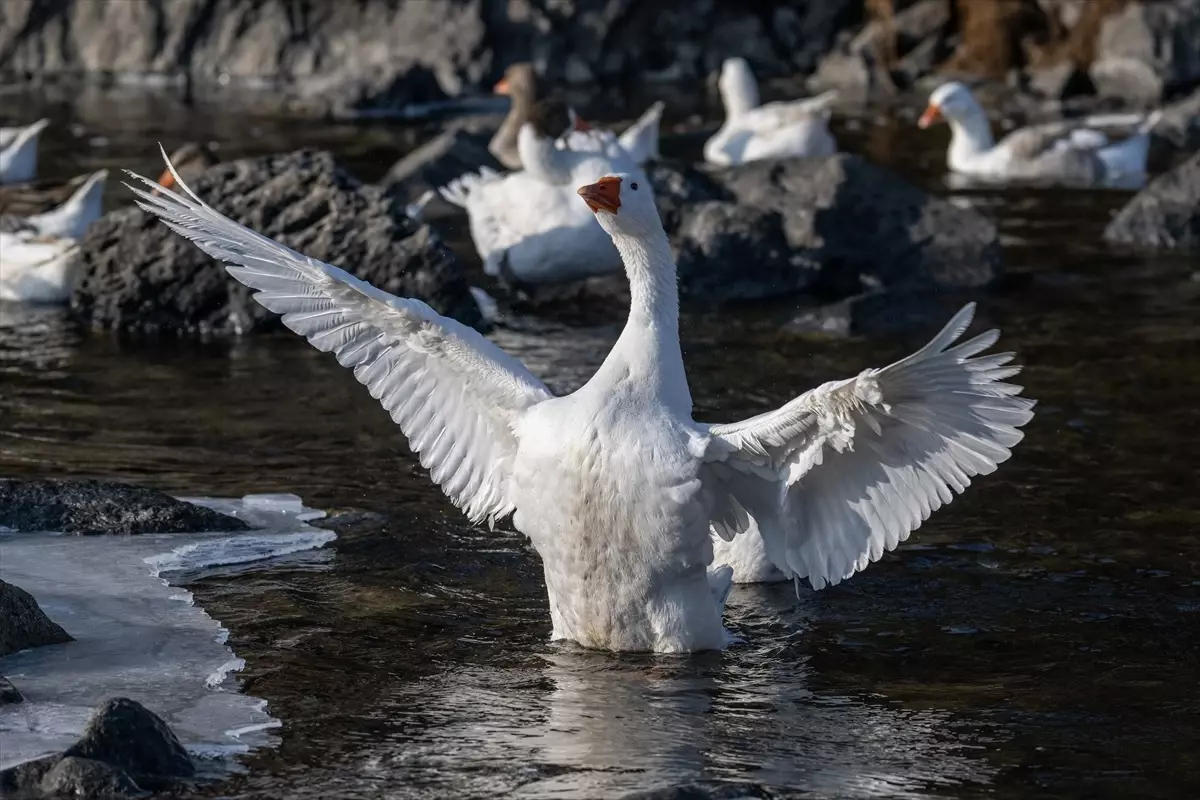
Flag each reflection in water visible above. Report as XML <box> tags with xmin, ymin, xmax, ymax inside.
<box><xmin>369</xmin><ymin>621</ymin><xmax>990</xmax><ymax>799</ymax></box>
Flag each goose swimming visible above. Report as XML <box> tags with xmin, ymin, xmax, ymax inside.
<box><xmin>919</xmin><ymin>81</ymin><xmax>1159</xmax><ymax>184</ymax></box>
<box><xmin>126</xmin><ymin>148</ymin><xmax>1034</xmax><ymax>653</ymax></box>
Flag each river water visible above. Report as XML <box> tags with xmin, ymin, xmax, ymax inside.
<box><xmin>1</xmin><ymin>87</ymin><xmax>1198</xmax><ymax>799</ymax></box>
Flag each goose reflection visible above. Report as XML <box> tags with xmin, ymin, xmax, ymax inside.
<box><xmin>372</xmin><ymin>588</ymin><xmax>993</xmax><ymax>798</ymax></box>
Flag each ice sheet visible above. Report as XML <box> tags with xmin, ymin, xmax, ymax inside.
<box><xmin>0</xmin><ymin>493</ymin><xmax>333</xmax><ymax>769</ymax></box>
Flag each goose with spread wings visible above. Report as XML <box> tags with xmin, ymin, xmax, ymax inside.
<box><xmin>127</xmin><ymin>149</ymin><xmax>1034</xmax><ymax>653</ymax></box>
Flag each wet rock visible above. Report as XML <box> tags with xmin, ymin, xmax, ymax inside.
<box><xmin>1090</xmin><ymin>0</ymin><xmax>1200</xmax><ymax>103</ymax></box>
<box><xmin>0</xmin><ymin>698</ymin><xmax>194</xmax><ymax>797</ymax></box>
<box><xmin>676</xmin><ymin>202</ymin><xmax>819</xmax><ymax>302</ymax></box>
<box><xmin>0</xmin><ymin>579</ymin><xmax>73</xmax><ymax>657</ymax></box>
<box><xmin>71</xmin><ymin>149</ymin><xmax>481</xmax><ymax>336</ymax></box>
<box><xmin>621</xmin><ymin>782</ymin><xmax>775</xmax><ymax>799</ymax></box>
<box><xmin>64</xmin><ymin>698</ymin><xmax>196</xmax><ymax>784</ymax></box>
<box><xmin>1104</xmin><ymin>151</ymin><xmax>1200</xmax><ymax>253</ymax></box>
<box><xmin>0</xmin><ymin>1</ymin><xmax>861</xmax><ymax>116</ymax></box>
<box><xmin>0</xmin><ymin>478</ymin><xmax>249</xmax><ymax>535</ymax></box>
<box><xmin>380</xmin><ymin>125</ymin><xmax>501</xmax><ymax>210</ymax></box>
<box><xmin>661</xmin><ymin>155</ymin><xmax>1000</xmax><ymax>305</ymax></box>
<box><xmin>1026</xmin><ymin>62</ymin><xmax>1095</xmax><ymax>101</ymax></box>
<box><xmin>1153</xmin><ymin>87</ymin><xmax>1200</xmax><ymax>153</ymax></box>
<box><xmin>38</xmin><ymin>756</ymin><xmax>140</xmax><ymax>799</ymax></box>
<box><xmin>1</xmin><ymin>675</ymin><xmax>25</xmax><ymax>704</ymax></box>
<box><xmin>645</xmin><ymin>161</ymin><xmax>733</xmax><ymax>239</ymax></box>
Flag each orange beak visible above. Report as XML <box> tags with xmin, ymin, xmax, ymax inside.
<box><xmin>494</xmin><ymin>76</ymin><xmax>510</xmax><ymax>95</ymax></box>
<box><xmin>577</xmin><ymin>176</ymin><xmax>621</xmax><ymax>214</ymax></box>
<box><xmin>918</xmin><ymin>103</ymin><xmax>942</xmax><ymax>129</ymax></box>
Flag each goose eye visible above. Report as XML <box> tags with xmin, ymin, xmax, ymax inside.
<box><xmin>630</xmin><ymin>182</ymin><xmax>638</xmax><ymax>191</ymax></box>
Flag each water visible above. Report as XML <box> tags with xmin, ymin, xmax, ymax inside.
<box><xmin>1</xmin><ymin>87</ymin><xmax>1198</xmax><ymax>798</ymax></box>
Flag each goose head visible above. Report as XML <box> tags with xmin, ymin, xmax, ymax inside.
<box><xmin>578</xmin><ymin>173</ymin><xmax>659</xmax><ymax>241</ymax></box>
<box><xmin>919</xmin><ymin>82</ymin><xmax>985</xmax><ymax>129</ymax></box>
<box><xmin>495</xmin><ymin>62</ymin><xmax>538</xmax><ymax>110</ymax></box>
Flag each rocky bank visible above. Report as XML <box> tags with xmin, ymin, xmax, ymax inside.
<box><xmin>71</xmin><ymin>149</ymin><xmax>482</xmax><ymax>336</ymax></box>
<box><xmin>3</xmin><ymin>1</ymin><xmax>1197</xmax><ymax>117</ymax></box>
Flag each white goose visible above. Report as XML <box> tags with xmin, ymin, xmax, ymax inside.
<box><xmin>1</xmin><ymin>169</ymin><xmax>108</xmax><ymax>239</ymax></box>
<box><xmin>0</xmin><ymin>119</ymin><xmax>50</xmax><ymax>185</ymax></box>
<box><xmin>127</xmin><ymin>149</ymin><xmax>1034</xmax><ymax>653</ymax></box>
<box><xmin>705</xmin><ymin>58</ymin><xmax>838</xmax><ymax>167</ymax></box>
<box><xmin>491</xmin><ymin>62</ymin><xmax>664</xmax><ymax>169</ymax></box>
<box><xmin>440</xmin><ymin>123</ymin><xmax>652</xmax><ymax>284</ymax></box>
<box><xmin>919</xmin><ymin>82</ymin><xmax>1160</xmax><ymax>184</ymax></box>
<box><xmin>0</xmin><ymin>232</ymin><xmax>80</xmax><ymax>303</ymax></box>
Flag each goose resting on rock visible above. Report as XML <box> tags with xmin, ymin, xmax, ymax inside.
<box><xmin>919</xmin><ymin>81</ymin><xmax>1160</xmax><ymax>184</ymax></box>
<box><xmin>126</xmin><ymin>148</ymin><xmax>1034</xmax><ymax>653</ymax></box>
<box><xmin>705</xmin><ymin>58</ymin><xmax>838</xmax><ymax>167</ymax></box>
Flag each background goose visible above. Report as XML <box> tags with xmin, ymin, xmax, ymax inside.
<box><xmin>0</xmin><ymin>232</ymin><xmax>80</xmax><ymax>303</ymax></box>
<box><xmin>919</xmin><ymin>82</ymin><xmax>1160</xmax><ymax>184</ymax></box>
<box><xmin>0</xmin><ymin>169</ymin><xmax>108</xmax><ymax>240</ymax></box>
<box><xmin>705</xmin><ymin>58</ymin><xmax>837</xmax><ymax>167</ymax></box>
<box><xmin>492</xmin><ymin>62</ymin><xmax>664</xmax><ymax>169</ymax></box>
<box><xmin>128</xmin><ymin>151</ymin><xmax>1033</xmax><ymax>653</ymax></box>
<box><xmin>440</xmin><ymin>123</ymin><xmax>652</xmax><ymax>284</ymax></box>
<box><xmin>0</xmin><ymin>118</ymin><xmax>50</xmax><ymax>184</ymax></box>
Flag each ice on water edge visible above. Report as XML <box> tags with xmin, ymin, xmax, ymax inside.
<box><xmin>0</xmin><ymin>493</ymin><xmax>335</xmax><ymax>770</ymax></box>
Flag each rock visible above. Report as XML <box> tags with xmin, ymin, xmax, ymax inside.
<box><xmin>676</xmin><ymin>202</ymin><xmax>820</xmax><ymax>302</ymax></box>
<box><xmin>0</xmin><ymin>756</ymin><xmax>58</xmax><ymax>797</ymax></box>
<box><xmin>812</xmin><ymin>0</ymin><xmax>952</xmax><ymax>93</ymax></box>
<box><xmin>1</xmin><ymin>675</ymin><xmax>25</xmax><ymax>704</ymax></box>
<box><xmin>1153</xmin><ymin>87</ymin><xmax>1200</xmax><ymax>153</ymax></box>
<box><xmin>71</xmin><ymin>149</ymin><xmax>481</xmax><ymax>336</ymax></box>
<box><xmin>621</xmin><ymin>782</ymin><xmax>775</xmax><ymax>799</ymax></box>
<box><xmin>39</xmin><ymin>756</ymin><xmax>141</xmax><ymax>799</ymax></box>
<box><xmin>380</xmin><ymin>125</ymin><xmax>501</xmax><ymax>209</ymax></box>
<box><xmin>0</xmin><ymin>579</ymin><xmax>73</xmax><ymax>657</ymax></box>
<box><xmin>1104</xmin><ymin>151</ymin><xmax>1200</xmax><ymax>253</ymax></box>
<box><xmin>662</xmin><ymin>155</ymin><xmax>1000</xmax><ymax>304</ymax></box>
<box><xmin>64</xmin><ymin>698</ymin><xmax>196</xmax><ymax>783</ymax></box>
<box><xmin>1026</xmin><ymin>61</ymin><xmax>1094</xmax><ymax>101</ymax></box>
<box><xmin>1090</xmin><ymin>0</ymin><xmax>1200</xmax><ymax>103</ymax></box>
<box><xmin>0</xmin><ymin>478</ymin><xmax>250</xmax><ymax>535</ymax></box>
<box><xmin>645</xmin><ymin>160</ymin><xmax>733</xmax><ymax>238</ymax></box>
<box><xmin>0</xmin><ymin>1</ymin><xmax>862</xmax><ymax>116</ymax></box>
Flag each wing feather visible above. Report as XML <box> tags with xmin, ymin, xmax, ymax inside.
<box><xmin>701</xmin><ymin>303</ymin><xmax>1035</xmax><ymax>589</ymax></box>
<box><xmin>125</xmin><ymin>146</ymin><xmax>554</xmax><ymax>525</ymax></box>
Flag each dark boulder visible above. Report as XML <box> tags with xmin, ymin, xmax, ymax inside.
<box><xmin>65</xmin><ymin>698</ymin><xmax>196</xmax><ymax>784</ymax></box>
<box><xmin>0</xmin><ymin>698</ymin><xmax>195</xmax><ymax>797</ymax></box>
<box><xmin>0</xmin><ymin>478</ymin><xmax>249</xmax><ymax>535</ymax></box>
<box><xmin>38</xmin><ymin>756</ymin><xmax>141</xmax><ymax>799</ymax></box>
<box><xmin>0</xmin><ymin>579</ymin><xmax>73</xmax><ymax>657</ymax></box>
<box><xmin>71</xmin><ymin>149</ymin><xmax>481</xmax><ymax>336</ymax></box>
<box><xmin>650</xmin><ymin>155</ymin><xmax>1001</xmax><ymax>305</ymax></box>
<box><xmin>0</xmin><ymin>1</ymin><xmax>861</xmax><ymax>117</ymax></box>
<box><xmin>1</xmin><ymin>675</ymin><xmax>26</xmax><ymax>705</ymax></box>
<box><xmin>1104</xmin><ymin>151</ymin><xmax>1200</xmax><ymax>253</ymax></box>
